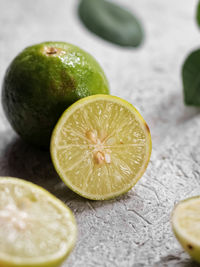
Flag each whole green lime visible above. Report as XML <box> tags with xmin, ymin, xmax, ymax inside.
<box><xmin>2</xmin><ymin>42</ymin><xmax>109</xmax><ymax>148</ymax></box>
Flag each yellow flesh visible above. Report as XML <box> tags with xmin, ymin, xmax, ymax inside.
<box><xmin>0</xmin><ymin>178</ymin><xmax>76</xmax><ymax>264</ymax></box>
<box><xmin>173</xmin><ymin>198</ymin><xmax>200</xmax><ymax>245</ymax></box>
<box><xmin>52</xmin><ymin>97</ymin><xmax>151</xmax><ymax>199</ymax></box>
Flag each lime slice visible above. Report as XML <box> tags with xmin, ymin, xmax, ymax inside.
<box><xmin>0</xmin><ymin>177</ymin><xmax>77</xmax><ymax>267</ymax></box>
<box><xmin>172</xmin><ymin>196</ymin><xmax>200</xmax><ymax>263</ymax></box>
<box><xmin>51</xmin><ymin>95</ymin><xmax>152</xmax><ymax>200</ymax></box>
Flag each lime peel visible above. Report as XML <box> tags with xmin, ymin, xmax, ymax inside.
<box><xmin>2</xmin><ymin>41</ymin><xmax>109</xmax><ymax>148</ymax></box>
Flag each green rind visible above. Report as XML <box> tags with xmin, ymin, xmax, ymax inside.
<box><xmin>78</xmin><ymin>0</ymin><xmax>144</xmax><ymax>47</ymax></box>
<box><xmin>172</xmin><ymin>196</ymin><xmax>200</xmax><ymax>264</ymax></box>
<box><xmin>182</xmin><ymin>49</ymin><xmax>200</xmax><ymax>106</ymax></box>
<box><xmin>2</xmin><ymin>42</ymin><xmax>109</xmax><ymax>148</ymax></box>
<box><xmin>50</xmin><ymin>94</ymin><xmax>152</xmax><ymax>200</ymax></box>
<box><xmin>0</xmin><ymin>177</ymin><xmax>77</xmax><ymax>267</ymax></box>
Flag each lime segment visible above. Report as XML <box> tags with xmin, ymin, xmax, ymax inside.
<box><xmin>0</xmin><ymin>177</ymin><xmax>77</xmax><ymax>267</ymax></box>
<box><xmin>172</xmin><ymin>196</ymin><xmax>200</xmax><ymax>263</ymax></box>
<box><xmin>51</xmin><ymin>95</ymin><xmax>152</xmax><ymax>200</ymax></box>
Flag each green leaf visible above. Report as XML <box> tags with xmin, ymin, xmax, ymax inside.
<box><xmin>196</xmin><ymin>1</ymin><xmax>200</xmax><ymax>27</ymax></box>
<box><xmin>78</xmin><ymin>0</ymin><xmax>144</xmax><ymax>47</ymax></box>
<box><xmin>182</xmin><ymin>49</ymin><xmax>200</xmax><ymax>106</ymax></box>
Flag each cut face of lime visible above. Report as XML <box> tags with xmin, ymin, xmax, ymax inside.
<box><xmin>172</xmin><ymin>196</ymin><xmax>200</xmax><ymax>263</ymax></box>
<box><xmin>0</xmin><ymin>177</ymin><xmax>77</xmax><ymax>267</ymax></box>
<box><xmin>51</xmin><ymin>95</ymin><xmax>152</xmax><ymax>200</ymax></box>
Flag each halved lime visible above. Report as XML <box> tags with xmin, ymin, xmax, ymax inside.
<box><xmin>172</xmin><ymin>196</ymin><xmax>200</xmax><ymax>263</ymax></box>
<box><xmin>51</xmin><ymin>95</ymin><xmax>152</xmax><ymax>200</ymax></box>
<box><xmin>0</xmin><ymin>177</ymin><xmax>77</xmax><ymax>267</ymax></box>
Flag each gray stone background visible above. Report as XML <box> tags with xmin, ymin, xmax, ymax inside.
<box><xmin>1</xmin><ymin>0</ymin><xmax>200</xmax><ymax>266</ymax></box>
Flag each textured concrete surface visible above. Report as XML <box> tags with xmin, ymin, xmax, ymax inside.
<box><xmin>1</xmin><ymin>0</ymin><xmax>200</xmax><ymax>266</ymax></box>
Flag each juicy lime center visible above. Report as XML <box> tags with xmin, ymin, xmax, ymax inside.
<box><xmin>0</xmin><ymin>182</ymin><xmax>72</xmax><ymax>258</ymax></box>
<box><xmin>52</xmin><ymin>98</ymin><xmax>150</xmax><ymax>198</ymax></box>
<box><xmin>86</xmin><ymin>130</ymin><xmax>111</xmax><ymax>165</ymax></box>
<box><xmin>0</xmin><ymin>203</ymin><xmax>29</xmax><ymax>231</ymax></box>
<box><xmin>175</xmin><ymin>198</ymin><xmax>200</xmax><ymax>242</ymax></box>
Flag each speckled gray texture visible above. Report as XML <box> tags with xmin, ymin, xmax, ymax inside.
<box><xmin>1</xmin><ymin>0</ymin><xmax>200</xmax><ymax>266</ymax></box>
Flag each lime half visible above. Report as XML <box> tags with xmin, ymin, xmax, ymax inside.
<box><xmin>0</xmin><ymin>177</ymin><xmax>77</xmax><ymax>267</ymax></box>
<box><xmin>51</xmin><ymin>95</ymin><xmax>152</xmax><ymax>200</ymax></box>
<box><xmin>172</xmin><ymin>196</ymin><xmax>200</xmax><ymax>263</ymax></box>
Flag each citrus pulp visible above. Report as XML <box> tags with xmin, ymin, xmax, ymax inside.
<box><xmin>172</xmin><ymin>196</ymin><xmax>200</xmax><ymax>263</ymax></box>
<box><xmin>0</xmin><ymin>177</ymin><xmax>77</xmax><ymax>267</ymax></box>
<box><xmin>51</xmin><ymin>95</ymin><xmax>152</xmax><ymax>200</ymax></box>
